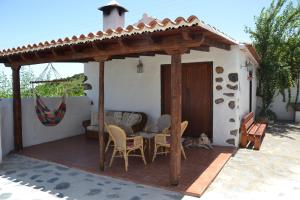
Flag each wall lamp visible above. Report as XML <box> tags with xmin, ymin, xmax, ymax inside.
<box><xmin>137</xmin><ymin>59</ymin><xmax>144</xmax><ymax>73</ymax></box>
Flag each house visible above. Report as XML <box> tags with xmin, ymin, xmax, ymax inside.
<box><xmin>84</xmin><ymin>1</ymin><xmax>260</xmax><ymax>147</ymax></box>
<box><xmin>0</xmin><ymin>0</ymin><xmax>260</xmax><ymax>187</ymax></box>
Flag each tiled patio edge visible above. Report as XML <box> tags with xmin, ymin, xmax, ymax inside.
<box><xmin>185</xmin><ymin>151</ymin><xmax>236</xmax><ymax>197</ymax></box>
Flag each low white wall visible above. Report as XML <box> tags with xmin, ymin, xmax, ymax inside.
<box><xmin>270</xmin><ymin>88</ymin><xmax>299</xmax><ymax>121</ymax></box>
<box><xmin>0</xmin><ymin>103</ymin><xmax>2</xmax><ymax>162</ymax></box>
<box><xmin>0</xmin><ymin>99</ymin><xmax>14</xmax><ymax>156</ymax></box>
<box><xmin>255</xmin><ymin>87</ymin><xmax>299</xmax><ymax>121</ymax></box>
<box><xmin>0</xmin><ymin>96</ymin><xmax>91</xmax><ymax>156</ymax></box>
<box><xmin>84</xmin><ymin>47</ymin><xmax>241</xmax><ymax>147</ymax></box>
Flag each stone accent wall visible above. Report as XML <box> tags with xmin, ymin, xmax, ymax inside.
<box><xmin>214</xmin><ymin>66</ymin><xmax>239</xmax><ymax>147</ymax></box>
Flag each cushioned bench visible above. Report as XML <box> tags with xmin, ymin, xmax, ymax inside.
<box><xmin>240</xmin><ymin>112</ymin><xmax>266</xmax><ymax>150</ymax></box>
<box><xmin>82</xmin><ymin>111</ymin><xmax>147</xmax><ymax>139</ymax></box>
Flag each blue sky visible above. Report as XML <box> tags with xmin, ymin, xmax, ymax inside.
<box><xmin>0</xmin><ymin>0</ymin><xmax>288</xmax><ymax>77</ymax></box>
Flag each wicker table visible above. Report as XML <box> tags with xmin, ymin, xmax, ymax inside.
<box><xmin>137</xmin><ymin>132</ymin><xmax>157</xmax><ymax>159</ymax></box>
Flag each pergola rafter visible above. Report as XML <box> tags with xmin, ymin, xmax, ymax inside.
<box><xmin>2</xmin><ymin>27</ymin><xmax>233</xmax><ymax>66</ymax></box>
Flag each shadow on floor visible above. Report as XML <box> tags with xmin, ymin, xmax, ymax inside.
<box><xmin>267</xmin><ymin>122</ymin><xmax>300</xmax><ymax>140</ymax></box>
<box><xmin>0</xmin><ymin>154</ymin><xmax>184</xmax><ymax>200</ymax></box>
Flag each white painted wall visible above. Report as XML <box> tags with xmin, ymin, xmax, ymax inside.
<box><xmin>255</xmin><ymin>79</ymin><xmax>298</xmax><ymax>121</ymax></box>
<box><xmin>0</xmin><ymin>99</ymin><xmax>14</xmax><ymax>156</ymax></box>
<box><xmin>0</xmin><ymin>96</ymin><xmax>91</xmax><ymax>156</ymax></box>
<box><xmin>85</xmin><ymin>58</ymin><xmax>162</xmax><ymax>125</ymax></box>
<box><xmin>84</xmin><ymin>46</ymin><xmax>242</xmax><ymax>147</ymax></box>
<box><xmin>238</xmin><ymin>47</ymin><xmax>258</xmax><ymax>120</ymax></box>
<box><xmin>0</xmin><ymin>102</ymin><xmax>2</xmax><ymax>162</ymax></box>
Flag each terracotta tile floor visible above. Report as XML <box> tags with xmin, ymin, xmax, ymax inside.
<box><xmin>19</xmin><ymin>135</ymin><xmax>236</xmax><ymax>197</ymax></box>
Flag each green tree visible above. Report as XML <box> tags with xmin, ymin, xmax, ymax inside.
<box><xmin>246</xmin><ymin>0</ymin><xmax>300</xmax><ymax>119</ymax></box>
<box><xmin>0</xmin><ymin>67</ymin><xmax>84</xmax><ymax>98</ymax></box>
<box><xmin>284</xmin><ymin>35</ymin><xmax>300</xmax><ymax>104</ymax></box>
<box><xmin>35</xmin><ymin>73</ymin><xmax>85</xmax><ymax>97</ymax></box>
<box><xmin>0</xmin><ymin>70</ymin><xmax>12</xmax><ymax>98</ymax></box>
<box><xmin>20</xmin><ymin>66</ymin><xmax>35</xmax><ymax>97</ymax></box>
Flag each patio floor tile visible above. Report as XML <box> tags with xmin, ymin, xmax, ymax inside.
<box><xmin>0</xmin><ymin>154</ymin><xmax>184</xmax><ymax>200</ymax></box>
<box><xmin>19</xmin><ymin>134</ymin><xmax>235</xmax><ymax>197</ymax></box>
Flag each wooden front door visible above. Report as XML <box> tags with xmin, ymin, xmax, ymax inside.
<box><xmin>161</xmin><ymin>62</ymin><xmax>213</xmax><ymax>139</ymax></box>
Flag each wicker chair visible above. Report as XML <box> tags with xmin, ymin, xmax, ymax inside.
<box><xmin>107</xmin><ymin>125</ymin><xmax>147</xmax><ymax>172</ymax></box>
<box><xmin>104</xmin><ymin>116</ymin><xmax>119</xmax><ymax>152</ymax></box>
<box><xmin>152</xmin><ymin>121</ymin><xmax>188</xmax><ymax>162</ymax></box>
<box><xmin>145</xmin><ymin>114</ymin><xmax>171</xmax><ymax>133</ymax></box>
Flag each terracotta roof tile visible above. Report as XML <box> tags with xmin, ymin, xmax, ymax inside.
<box><xmin>96</xmin><ymin>31</ymin><xmax>103</xmax><ymax>37</ymax></box>
<box><xmin>63</xmin><ymin>37</ymin><xmax>70</xmax><ymax>42</ymax></box>
<box><xmin>71</xmin><ymin>36</ymin><xmax>78</xmax><ymax>41</ymax></box>
<box><xmin>243</xmin><ymin>43</ymin><xmax>261</xmax><ymax>63</ymax></box>
<box><xmin>87</xmin><ymin>33</ymin><xmax>95</xmax><ymax>39</ymax></box>
<box><xmin>0</xmin><ymin>15</ymin><xmax>239</xmax><ymax>58</ymax></box>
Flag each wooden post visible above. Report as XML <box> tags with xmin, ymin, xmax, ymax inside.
<box><xmin>98</xmin><ymin>60</ymin><xmax>105</xmax><ymax>171</ymax></box>
<box><xmin>12</xmin><ymin>65</ymin><xmax>23</xmax><ymax>151</ymax></box>
<box><xmin>169</xmin><ymin>52</ymin><xmax>182</xmax><ymax>185</ymax></box>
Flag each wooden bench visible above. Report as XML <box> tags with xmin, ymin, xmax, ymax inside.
<box><xmin>240</xmin><ymin>112</ymin><xmax>266</xmax><ymax>150</ymax></box>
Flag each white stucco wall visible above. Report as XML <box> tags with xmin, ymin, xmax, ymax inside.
<box><xmin>0</xmin><ymin>99</ymin><xmax>14</xmax><ymax>156</ymax></box>
<box><xmin>0</xmin><ymin>96</ymin><xmax>91</xmax><ymax>156</ymax></box>
<box><xmin>85</xmin><ymin>57</ymin><xmax>162</xmax><ymax>125</ymax></box>
<box><xmin>0</xmin><ymin>102</ymin><xmax>2</xmax><ymax>162</ymax></box>
<box><xmin>84</xmin><ymin>47</ymin><xmax>242</xmax><ymax>147</ymax></box>
<box><xmin>253</xmin><ymin>70</ymin><xmax>297</xmax><ymax>121</ymax></box>
<box><xmin>238</xmin><ymin>47</ymin><xmax>258</xmax><ymax>120</ymax></box>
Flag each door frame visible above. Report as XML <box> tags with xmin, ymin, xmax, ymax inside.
<box><xmin>160</xmin><ymin>61</ymin><xmax>214</xmax><ymax>139</ymax></box>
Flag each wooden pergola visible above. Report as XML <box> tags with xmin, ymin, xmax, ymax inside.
<box><xmin>0</xmin><ymin>16</ymin><xmax>237</xmax><ymax>185</ymax></box>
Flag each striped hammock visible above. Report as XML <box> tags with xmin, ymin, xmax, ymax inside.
<box><xmin>35</xmin><ymin>95</ymin><xmax>66</xmax><ymax>126</ymax></box>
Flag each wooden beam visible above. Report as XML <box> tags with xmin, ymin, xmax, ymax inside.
<box><xmin>51</xmin><ymin>49</ymin><xmax>59</xmax><ymax>56</ymax></box>
<box><xmin>164</xmin><ymin>48</ymin><xmax>188</xmax><ymax>56</ymax></box>
<box><xmin>6</xmin><ymin>35</ymin><xmax>207</xmax><ymax>66</ymax></box>
<box><xmin>145</xmin><ymin>33</ymin><xmax>154</xmax><ymax>44</ymax></box>
<box><xmin>70</xmin><ymin>46</ymin><xmax>80</xmax><ymax>53</ymax></box>
<box><xmin>30</xmin><ymin>79</ymin><xmax>68</xmax><ymax>84</ymax></box>
<box><xmin>181</xmin><ymin>31</ymin><xmax>193</xmax><ymax>41</ymax></box>
<box><xmin>109</xmin><ymin>54</ymin><xmax>157</xmax><ymax>60</ymax></box>
<box><xmin>204</xmin><ymin>39</ymin><xmax>231</xmax><ymax>50</ymax></box>
<box><xmin>91</xmin><ymin>42</ymin><xmax>102</xmax><ymax>51</ymax></box>
<box><xmin>169</xmin><ymin>52</ymin><xmax>182</xmax><ymax>185</ymax></box>
<box><xmin>7</xmin><ymin>56</ymin><xmax>14</xmax><ymax>63</ymax></box>
<box><xmin>12</xmin><ymin>65</ymin><xmax>23</xmax><ymax>151</ymax></box>
<box><xmin>191</xmin><ymin>45</ymin><xmax>210</xmax><ymax>52</ymax></box>
<box><xmin>117</xmin><ymin>38</ymin><xmax>126</xmax><ymax>48</ymax></box>
<box><xmin>95</xmin><ymin>56</ymin><xmax>109</xmax><ymax>171</ymax></box>
<box><xmin>20</xmin><ymin>54</ymin><xmax>29</xmax><ymax>62</ymax></box>
<box><xmin>109</xmin><ymin>56</ymin><xmax>126</xmax><ymax>60</ymax></box>
<box><xmin>34</xmin><ymin>52</ymin><xmax>41</xmax><ymax>59</ymax></box>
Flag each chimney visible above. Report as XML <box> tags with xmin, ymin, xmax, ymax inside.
<box><xmin>98</xmin><ymin>0</ymin><xmax>128</xmax><ymax>31</ymax></box>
